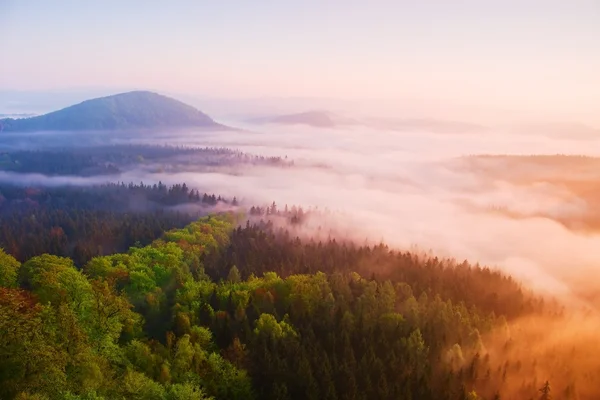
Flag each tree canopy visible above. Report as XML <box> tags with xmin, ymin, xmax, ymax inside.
<box><xmin>0</xmin><ymin>213</ymin><xmax>593</xmax><ymax>399</ymax></box>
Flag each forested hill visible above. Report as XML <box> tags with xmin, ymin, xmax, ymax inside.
<box><xmin>0</xmin><ymin>91</ymin><xmax>228</xmax><ymax>132</ymax></box>
<box><xmin>1</xmin><ymin>212</ymin><xmax>591</xmax><ymax>399</ymax></box>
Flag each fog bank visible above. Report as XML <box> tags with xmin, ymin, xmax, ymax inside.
<box><xmin>2</xmin><ymin>123</ymin><xmax>600</xmax><ymax>304</ymax></box>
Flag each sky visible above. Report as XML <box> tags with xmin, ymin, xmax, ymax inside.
<box><xmin>0</xmin><ymin>0</ymin><xmax>599</xmax><ymax>124</ymax></box>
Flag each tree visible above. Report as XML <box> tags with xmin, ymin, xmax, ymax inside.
<box><xmin>121</xmin><ymin>370</ymin><xmax>165</xmax><ymax>400</ymax></box>
<box><xmin>20</xmin><ymin>255</ymin><xmax>92</xmax><ymax>312</ymax></box>
<box><xmin>0</xmin><ymin>288</ymin><xmax>68</xmax><ymax>398</ymax></box>
<box><xmin>89</xmin><ymin>279</ymin><xmax>139</xmax><ymax>349</ymax></box>
<box><xmin>172</xmin><ymin>335</ymin><xmax>195</xmax><ymax>380</ymax></box>
<box><xmin>0</xmin><ymin>249</ymin><xmax>20</xmax><ymax>288</ymax></box>
<box><xmin>228</xmin><ymin>265</ymin><xmax>241</xmax><ymax>284</ymax></box>
<box><xmin>125</xmin><ymin>340</ymin><xmax>155</xmax><ymax>377</ymax></box>
<box><xmin>202</xmin><ymin>352</ymin><xmax>255</xmax><ymax>400</ymax></box>
<box><xmin>254</xmin><ymin>314</ymin><xmax>297</xmax><ymax>339</ymax></box>
<box><xmin>222</xmin><ymin>337</ymin><xmax>248</xmax><ymax>369</ymax></box>
<box><xmin>466</xmin><ymin>391</ymin><xmax>481</xmax><ymax>400</ymax></box>
<box><xmin>539</xmin><ymin>381</ymin><xmax>552</xmax><ymax>400</ymax></box>
<box><xmin>167</xmin><ymin>383</ymin><xmax>213</xmax><ymax>400</ymax></box>
<box><xmin>270</xmin><ymin>383</ymin><xmax>290</xmax><ymax>400</ymax></box>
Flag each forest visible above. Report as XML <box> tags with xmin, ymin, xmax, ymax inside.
<box><xmin>0</xmin><ymin>182</ymin><xmax>236</xmax><ymax>265</ymax></box>
<box><xmin>0</xmin><ymin>145</ymin><xmax>291</xmax><ymax>177</ymax></box>
<box><xmin>1</xmin><ymin>207</ymin><xmax>595</xmax><ymax>399</ymax></box>
<box><xmin>0</xmin><ymin>138</ymin><xmax>596</xmax><ymax>400</ymax></box>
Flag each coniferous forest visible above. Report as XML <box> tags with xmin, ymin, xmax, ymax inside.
<box><xmin>0</xmin><ymin>182</ymin><xmax>233</xmax><ymax>265</ymax></box>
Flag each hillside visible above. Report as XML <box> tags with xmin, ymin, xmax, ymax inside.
<box><xmin>0</xmin><ymin>91</ymin><xmax>228</xmax><ymax>132</ymax></box>
<box><xmin>0</xmin><ymin>211</ymin><xmax>562</xmax><ymax>400</ymax></box>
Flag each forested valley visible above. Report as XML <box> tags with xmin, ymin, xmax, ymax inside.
<box><xmin>1</xmin><ymin>200</ymin><xmax>596</xmax><ymax>399</ymax></box>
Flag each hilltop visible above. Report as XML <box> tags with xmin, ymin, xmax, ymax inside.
<box><xmin>0</xmin><ymin>91</ymin><xmax>228</xmax><ymax>132</ymax></box>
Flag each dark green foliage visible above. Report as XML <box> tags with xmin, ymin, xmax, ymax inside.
<box><xmin>0</xmin><ymin>183</ymin><xmax>227</xmax><ymax>265</ymax></box>
<box><xmin>0</xmin><ymin>249</ymin><xmax>20</xmax><ymax>287</ymax></box>
<box><xmin>0</xmin><ymin>144</ymin><xmax>291</xmax><ymax>176</ymax></box>
<box><xmin>0</xmin><ymin>213</ymin><xmax>561</xmax><ymax>400</ymax></box>
<box><xmin>210</xmin><ymin>218</ymin><xmax>541</xmax><ymax>320</ymax></box>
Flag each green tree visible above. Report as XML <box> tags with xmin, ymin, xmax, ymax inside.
<box><xmin>121</xmin><ymin>370</ymin><xmax>165</xmax><ymax>400</ymax></box>
<box><xmin>254</xmin><ymin>314</ymin><xmax>297</xmax><ymax>339</ymax></box>
<box><xmin>167</xmin><ymin>383</ymin><xmax>213</xmax><ymax>400</ymax></box>
<box><xmin>21</xmin><ymin>255</ymin><xmax>93</xmax><ymax>316</ymax></box>
<box><xmin>0</xmin><ymin>249</ymin><xmax>20</xmax><ymax>288</ymax></box>
<box><xmin>0</xmin><ymin>288</ymin><xmax>68</xmax><ymax>398</ymax></box>
<box><xmin>227</xmin><ymin>265</ymin><xmax>241</xmax><ymax>284</ymax></box>
<box><xmin>172</xmin><ymin>335</ymin><xmax>195</xmax><ymax>381</ymax></box>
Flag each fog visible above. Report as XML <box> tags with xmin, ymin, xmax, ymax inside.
<box><xmin>2</xmin><ymin>123</ymin><xmax>600</xmax><ymax>306</ymax></box>
<box><xmin>126</xmin><ymin>123</ymin><xmax>600</xmax><ymax>304</ymax></box>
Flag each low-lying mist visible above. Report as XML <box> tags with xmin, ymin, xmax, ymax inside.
<box><xmin>146</xmin><ymin>125</ymin><xmax>600</xmax><ymax>303</ymax></box>
<box><xmin>3</xmin><ymin>124</ymin><xmax>600</xmax><ymax>305</ymax></box>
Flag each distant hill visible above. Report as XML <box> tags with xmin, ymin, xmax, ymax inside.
<box><xmin>0</xmin><ymin>91</ymin><xmax>228</xmax><ymax>132</ymax></box>
<box><xmin>252</xmin><ymin>110</ymin><xmax>358</xmax><ymax>128</ymax></box>
<box><xmin>250</xmin><ymin>110</ymin><xmax>485</xmax><ymax>133</ymax></box>
<box><xmin>513</xmin><ymin>122</ymin><xmax>600</xmax><ymax>140</ymax></box>
<box><xmin>364</xmin><ymin>117</ymin><xmax>487</xmax><ymax>134</ymax></box>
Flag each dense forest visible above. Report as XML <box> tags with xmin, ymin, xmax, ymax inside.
<box><xmin>0</xmin><ymin>183</ymin><xmax>236</xmax><ymax>265</ymax></box>
<box><xmin>1</xmin><ymin>209</ymin><xmax>594</xmax><ymax>399</ymax></box>
<box><xmin>0</xmin><ymin>144</ymin><xmax>292</xmax><ymax>176</ymax></box>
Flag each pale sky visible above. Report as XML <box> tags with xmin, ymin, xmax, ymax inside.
<box><xmin>0</xmin><ymin>1</ymin><xmax>599</xmax><ymax>124</ymax></box>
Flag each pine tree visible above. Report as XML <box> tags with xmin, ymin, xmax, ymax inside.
<box><xmin>539</xmin><ymin>381</ymin><xmax>552</xmax><ymax>400</ymax></box>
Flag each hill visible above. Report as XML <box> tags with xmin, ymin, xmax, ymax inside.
<box><xmin>0</xmin><ymin>91</ymin><xmax>228</xmax><ymax>132</ymax></box>
<box><xmin>270</xmin><ymin>111</ymin><xmax>336</xmax><ymax>127</ymax></box>
<box><xmin>252</xmin><ymin>110</ymin><xmax>359</xmax><ymax>128</ymax></box>
<box><xmin>252</xmin><ymin>111</ymin><xmax>484</xmax><ymax>133</ymax></box>
<box><xmin>365</xmin><ymin>117</ymin><xmax>487</xmax><ymax>133</ymax></box>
